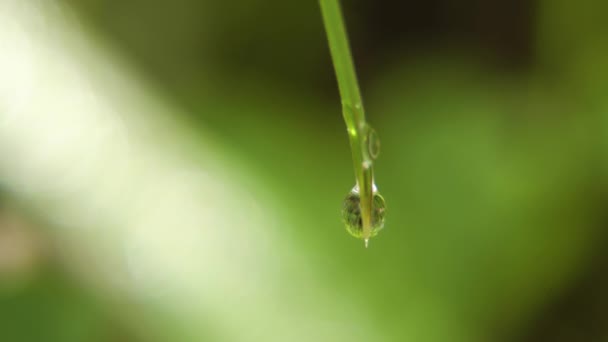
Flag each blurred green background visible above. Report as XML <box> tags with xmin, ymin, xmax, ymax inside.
<box><xmin>2</xmin><ymin>0</ymin><xmax>608</xmax><ymax>341</ymax></box>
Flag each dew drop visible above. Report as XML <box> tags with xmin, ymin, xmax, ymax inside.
<box><xmin>367</xmin><ymin>126</ymin><xmax>381</xmax><ymax>160</ymax></box>
<box><xmin>341</xmin><ymin>185</ymin><xmax>386</xmax><ymax>241</ymax></box>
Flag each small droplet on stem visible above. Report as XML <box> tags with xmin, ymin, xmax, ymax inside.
<box><xmin>367</xmin><ymin>126</ymin><xmax>381</xmax><ymax>160</ymax></box>
<box><xmin>364</xmin><ymin>238</ymin><xmax>369</xmax><ymax>248</ymax></box>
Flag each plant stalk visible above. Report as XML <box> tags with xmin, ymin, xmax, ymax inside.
<box><xmin>319</xmin><ymin>0</ymin><xmax>375</xmax><ymax>243</ymax></box>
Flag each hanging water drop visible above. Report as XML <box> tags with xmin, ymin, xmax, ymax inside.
<box><xmin>341</xmin><ymin>185</ymin><xmax>386</xmax><ymax>241</ymax></box>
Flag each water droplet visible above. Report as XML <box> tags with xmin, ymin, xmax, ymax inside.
<box><xmin>341</xmin><ymin>186</ymin><xmax>386</xmax><ymax>241</ymax></box>
<box><xmin>367</xmin><ymin>127</ymin><xmax>381</xmax><ymax>160</ymax></box>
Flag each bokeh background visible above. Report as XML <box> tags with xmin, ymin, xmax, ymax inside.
<box><xmin>1</xmin><ymin>0</ymin><xmax>608</xmax><ymax>341</ymax></box>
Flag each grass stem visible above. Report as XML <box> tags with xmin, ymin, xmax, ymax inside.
<box><xmin>319</xmin><ymin>0</ymin><xmax>376</xmax><ymax>242</ymax></box>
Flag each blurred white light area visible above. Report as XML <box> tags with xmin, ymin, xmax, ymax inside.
<box><xmin>0</xmin><ymin>1</ymin><xmax>379</xmax><ymax>341</ymax></box>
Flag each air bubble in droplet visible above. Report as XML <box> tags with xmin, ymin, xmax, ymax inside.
<box><xmin>341</xmin><ymin>185</ymin><xmax>386</xmax><ymax>240</ymax></box>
